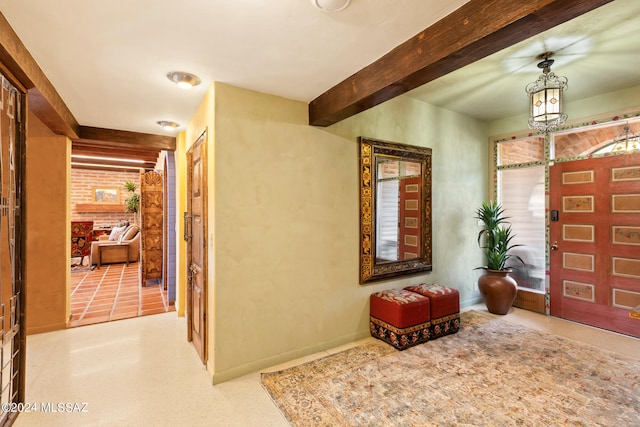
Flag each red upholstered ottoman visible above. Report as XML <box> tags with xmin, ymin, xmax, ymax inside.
<box><xmin>404</xmin><ymin>283</ymin><xmax>460</xmax><ymax>339</ymax></box>
<box><xmin>370</xmin><ymin>289</ymin><xmax>431</xmax><ymax>350</ymax></box>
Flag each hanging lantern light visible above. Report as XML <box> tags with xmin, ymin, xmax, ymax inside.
<box><xmin>610</xmin><ymin>124</ymin><xmax>640</xmax><ymax>152</ymax></box>
<box><xmin>525</xmin><ymin>54</ymin><xmax>568</xmax><ymax>133</ymax></box>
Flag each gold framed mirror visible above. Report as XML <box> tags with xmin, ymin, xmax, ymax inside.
<box><xmin>359</xmin><ymin>137</ymin><xmax>432</xmax><ymax>283</ymax></box>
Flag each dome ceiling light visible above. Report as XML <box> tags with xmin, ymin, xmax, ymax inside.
<box><xmin>157</xmin><ymin>120</ymin><xmax>180</xmax><ymax>131</ymax></box>
<box><xmin>166</xmin><ymin>71</ymin><xmax>201</xmax><ymax>89</ymax></box>
<box><xmin>310</xmin><ymin>0</ymin><xmax>350</xmax><ymax>13</ymax></box>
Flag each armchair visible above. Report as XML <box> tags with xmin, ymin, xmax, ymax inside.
<box><xmin>90</xmin><ymin>224</ymin><xmax>141</xmax><ymax>267</ymax></box>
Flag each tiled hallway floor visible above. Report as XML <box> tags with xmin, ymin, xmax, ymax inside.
<box><xmin>69</xmin><ymin>262</ymin><xmax>174</xmax><ymax>327</ymax></box>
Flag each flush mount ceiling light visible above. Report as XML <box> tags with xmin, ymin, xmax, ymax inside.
<box><xmin>525</xmin><ymin>53</ymin><xmax>568</xmax><ymax>133</ymax></box>
<box><xmin>310</xmin><ymin>0</ymin><xmax>350</xmax><ymax>12</ymax></box>
<box><xmin>157</xmin><ymin>120</ymin><xmax>180</xmax><ymax>131</ymax></box>
<box><xmin>166</xmin><ymin>71</ymin><xmax>201</xmax><ymax>89</ymax></box>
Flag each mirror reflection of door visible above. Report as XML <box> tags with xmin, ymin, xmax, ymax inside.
<box><xmin>375</xmin><ymin>157</ymin><xmax>422</xmax><ymax>263</ymax></box>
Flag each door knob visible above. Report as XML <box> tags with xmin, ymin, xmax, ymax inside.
<box><xmin>550</xmin><ymin>241</ymin><xmax>558</xmax><ymax>251</ymax></box>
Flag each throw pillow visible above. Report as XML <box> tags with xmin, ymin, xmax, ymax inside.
<box><xmin>109</xmin><ymin>225</ymin><xmax>127</xmax><ymax>241</ymax></box>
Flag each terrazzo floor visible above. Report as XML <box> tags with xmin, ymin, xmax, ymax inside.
<box><xmin>15</xmin><ymin>305</ymin><xmax>640</xmax><ymax>426</ymax></box>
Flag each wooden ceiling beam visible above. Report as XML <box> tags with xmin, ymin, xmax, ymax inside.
<box><xmin>70</xmin><ymin>157</ymin><xmax>157</xmax><ymax>168</ymax></box>
<box><xmin>77</xmin><ymin>126</ymin><xmax>176</xmax><ymax>151</ymax></box>
<box><xmin>70</xmin><ymin>163</ymin><xmax>147</xmax><ymax>173</ymax></box>
<box><xmin>72</xmin><ymin>145</ymin><xmax>161</xmax><ymax>163</ymax></box>
<box><xmin>309</xmin><ymin>0</ymin><xmax>613</xmax><ymax>127</ymax></box>
<box><xmin>0</xmin><ymin>12</ymin><xmax>80</xmax><ymax>138</ymax></box>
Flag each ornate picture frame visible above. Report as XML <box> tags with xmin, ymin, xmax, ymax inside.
<box><xmin>92</xmin><ymin>187</ymin><xmax>120</xmax><ymax>204</ymax></box>
<box><xmin>359</xmin><ymin>137</ymin><xmax>432</xmax><ymax>283</ymax></box>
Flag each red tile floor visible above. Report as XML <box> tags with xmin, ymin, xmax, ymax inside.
<box><xmin>70</xmin><ymin>262</ymin><xmax>175</xmax><ymax>328</ymax></box>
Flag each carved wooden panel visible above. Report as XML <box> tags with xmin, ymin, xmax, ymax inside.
<box><xmin>141</xmin><ymin>170</ymin><xmax>163</xmax><ymax>285</ymax></box>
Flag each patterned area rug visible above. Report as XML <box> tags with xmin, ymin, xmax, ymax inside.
<box><xmin>261</xmin><ymin>310</ymin><xmax>640</xmax><ymax>426</ymax></box>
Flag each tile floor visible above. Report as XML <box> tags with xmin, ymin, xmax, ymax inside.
<box><xmin>70</xmin><ymin>262</ymin><xmax>174</xmax><ymax>328</ymax></box>
<box><xmin>15</xmin><ymin>304</ymin><xmax>640</xmax><ymax>426</ymax></box>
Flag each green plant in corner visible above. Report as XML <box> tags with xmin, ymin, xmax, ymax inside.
<box><xmin>123</xmin><ymin>180</ymin><xmax>140</xmax><ymax>213</ymax></box>
<box><xmin>474</xmin><ymin>201</ymin><xmax>525</xmax><ymax>315</ymax></box>
<box><xmin>475</xmin><ymin>201</ymin><xmax>524</xmax><ymax>270</ymax></box>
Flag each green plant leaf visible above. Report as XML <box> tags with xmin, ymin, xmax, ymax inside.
<box><xmin>123</xmin><ymin>180</ymin><xmax>139</xmax><ymax>213</ymax></box>
<box><xmin>474</xmin><ymin>201</ymin><xmax>523</xmax><ymax>271</ymax></box>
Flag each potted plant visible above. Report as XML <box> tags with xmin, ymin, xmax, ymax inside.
<box><xmin>123</xmin><ymin>180</ymin><xmax>140</xmax><ymax>223</ymax></box>
<box><xmin>475</xmin><ymin>201</ymin><xmax>523</xmax><ymax>315</ymax></box>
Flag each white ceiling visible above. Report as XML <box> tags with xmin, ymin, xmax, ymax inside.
<box><xmin>0</xmin><ymin>0</ymin><xmax>639</xmax><ymax>136</ymax></box>
<box><xmin>0</xmin><ymin>0</ymin><xmax>468</xmax><ymax>135</ymax></box>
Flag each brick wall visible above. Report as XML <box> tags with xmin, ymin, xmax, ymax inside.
<box><xmin>499</xmin><ymin>137</ymin><xmax>545</xmax><ymax>166</ymax></box>
<box><xmin>71</xmin><ymin>168</ymin><xmax>140</xmax><ymax>227</ymax></box>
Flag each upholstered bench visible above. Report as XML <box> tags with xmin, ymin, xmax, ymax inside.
<box><xmin>369</xmin><ymin>289</ymin><xmax>431</xmax><ymax>350</ymax></box>
<box><xmin>405</xmin><ymin>283</ymin><xmax>460</xmax><ymax>339</ymax></box>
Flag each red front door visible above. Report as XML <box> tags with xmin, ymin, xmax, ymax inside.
<box><xmin>549</xmin><ymin>153</ymin><xmax>640</xmax><ymax>338</ymax></box>
<box><xmin>398</xmin><ymin>176</ymin><xmax>420</xmax><ymax>260</ymax></box>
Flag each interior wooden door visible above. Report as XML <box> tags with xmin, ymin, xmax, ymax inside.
<box><xmin>549</xmin><ymin>153</ymin><xmax>640</xmax><ymax>338</ymax></box>
<box><xmin>186</xmin><ymin>132</ymin><xmax>207</xmax><ymax>363</ymax></box>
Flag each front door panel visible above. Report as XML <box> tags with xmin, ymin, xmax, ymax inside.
<box><xmin>549</xmin><ymin>153</ymin><xmax>640</xmax><ymax>337</ymax></box>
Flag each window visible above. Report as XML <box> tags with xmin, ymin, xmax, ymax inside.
<box><xmin>499</xmin><ymin>165</ymin><xmax>546</xmax><ymax>291</ymax></box>
<box><xmin>496</xmin><ymin>136</ymin><xmax>546</xmax><ymax>292</ymax></box>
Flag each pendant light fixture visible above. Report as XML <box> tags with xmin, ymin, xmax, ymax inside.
<box><xmin>525</xmin><ymin>54</ymin><xmax>568</xmax><ymax>133</ymax></box>
<box><xmin>612</xmin><ymin>124</ymin><xmax>640</xmax><ymax>152</ymax></box>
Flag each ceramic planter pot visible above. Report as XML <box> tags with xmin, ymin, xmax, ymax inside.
<box><xmin>478</xmin><ymin>269</ymin><xmax>517</xmax><ymax>315</ymax></box>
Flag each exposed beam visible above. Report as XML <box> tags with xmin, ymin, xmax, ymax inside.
<box><xmin>72</xmin><ymin>144</ymin><xmax>160</xmax><ymax>163</ymax></box>
<box><xmin>70</xmin><ymin>157</ymin><xmax>157</xmax><ymax>169</ymax></box>
<box><xmin>0</xmin><ymin>12</ymin><xmax>80</xmax><ymax>138</ymax></box>
<box><xmin>77</xmin><ymin>126</ymin><xmax>176</xmax><ymax>151</ymax></box>
<box><xmin>70</xmin><ymin>164</ymin><xmax>149</xmax><ymax>173</ymax></box>
<box><xmin>309</xmin><ymin>0</ymin><xmax>613</xmax><ymax>127</ymax></box>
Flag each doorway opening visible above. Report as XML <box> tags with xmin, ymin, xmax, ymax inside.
<box><xmin>68</xmin><ymin>152</ymin><xmax>178</xmax><ymax>328</ymax></box>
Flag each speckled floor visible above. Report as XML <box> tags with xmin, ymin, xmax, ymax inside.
<box><xmin>15</xmin><ymin>305</ymin><xmax>640</xmax><ymax>426</ymax></box>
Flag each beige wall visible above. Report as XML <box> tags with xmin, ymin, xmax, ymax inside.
<box><xmin>206</xmin><ymin>83</ymin><xmax>488</xmax><ymax>383</ymax></box>
<box><xmin>25</xmin><ymin>135</ymin><xmax>70</xmax><ymax>334</ymax></box>
<box><xmin>177</xmin><ymin>83</ymin><xmax>216</xmax><ymax>374</ymax></box>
